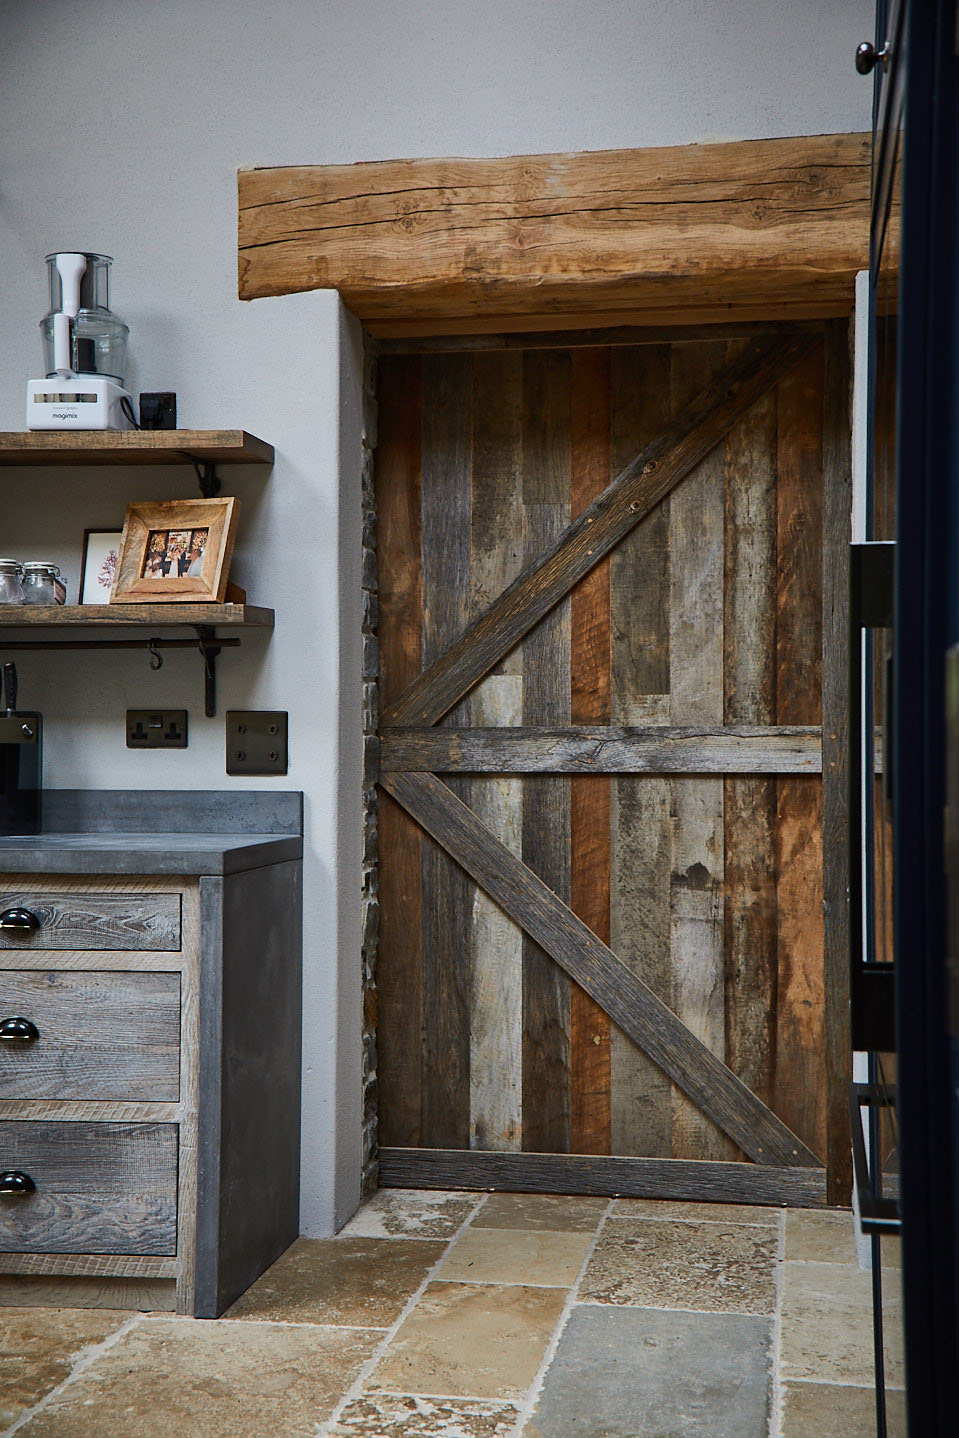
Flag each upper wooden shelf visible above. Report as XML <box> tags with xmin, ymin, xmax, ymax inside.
<box><xmin>0</xmin><ymin>604</ymin><xmax>274</xmax><ymax>628</ymax></box>
<box><xmin>0</xmin><ymin>430</ymin><xmax>274</xmax><ymax>467</ymax></box>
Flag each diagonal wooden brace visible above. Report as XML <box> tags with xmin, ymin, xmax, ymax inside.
<box><xmin>382</xmin><ymin>769</ymin><xmax>822</xmax><ymax>1169</ymax></box>
<box><xmin>383</xmin><ymin>329</ymin><xmax>821</xmax><ymax>727</ymax></box>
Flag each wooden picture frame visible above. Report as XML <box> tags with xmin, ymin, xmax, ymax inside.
<box><xmin>110</xmin><ymin>498</ymin><xmax>240</xmax><ymax>604</ymax></box>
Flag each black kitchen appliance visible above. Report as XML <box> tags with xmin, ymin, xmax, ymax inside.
<box><xmin>0</xmin><ymin>663</ymin><xmax>41</xmax><ymax>835</ymax></box>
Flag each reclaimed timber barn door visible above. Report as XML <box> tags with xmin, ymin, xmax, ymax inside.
<box><xmin>375</xmin><ymin>324</ymin><xmax>851</xmax><ymax>1208</ymax></box>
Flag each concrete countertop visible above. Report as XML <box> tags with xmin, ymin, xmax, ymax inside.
<box><xmin>0</xmin><ymin>831</ymin><xmax>302</xmax><ymax>875</ymax></box>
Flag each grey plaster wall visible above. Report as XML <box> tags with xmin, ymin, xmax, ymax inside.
<box><xmin>0</xmin><ymin>0</ymin><xmax>872</xmax><ymax>1234</ymax></box>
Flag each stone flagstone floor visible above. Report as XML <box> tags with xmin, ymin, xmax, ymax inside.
<box><xmin>1</xmin><ymin>1189</ymin><xmax>905</xmax><ymax>1436</ymax></box>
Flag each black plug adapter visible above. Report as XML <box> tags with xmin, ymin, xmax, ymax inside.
<box><xmin>139</xmin><ymin>392</ymin><xmax>177</xmax><ymax>429</ymax></box>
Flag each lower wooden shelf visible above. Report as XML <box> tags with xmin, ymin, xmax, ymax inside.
<box><xmin>0</xmin><ymin>605</ymin><xmax>274</xmax><ymax>715</ymax></box>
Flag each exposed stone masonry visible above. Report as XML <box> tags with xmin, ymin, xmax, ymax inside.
<box><xmin>360</xmin><ymin>341</ymin><xmax>380</xmax><ymax>1196</ymax></box>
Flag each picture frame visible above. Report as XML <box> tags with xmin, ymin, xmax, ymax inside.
<box><xmin>79</xmin><ymin>529</ymin><xmax>123</xmax><ymax>603</ymax></box>
<box><xmin>110</xmin><ymin>497</ymin><xmax>241</xmax><ymax>604</ymax></box>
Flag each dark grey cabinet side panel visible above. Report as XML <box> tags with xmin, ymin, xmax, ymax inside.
<box><xmin>0</xmin><ymin>1122</ymin><xmax>178</xmax><ymax>1255</ymax></box>
<box><xmin>194</xmin><ymin>862</ymin><xmax>302</xmax><ymax>1317</ymax></box>
<box><xmin>0</xmin><ymin>893</ymin><xmax>181</xmax><ymax>950</ymax></box>
<box><xmin>0</xmin><ymin>971</ymin><xmax>180</xmax><ymax>1100</ymax></box>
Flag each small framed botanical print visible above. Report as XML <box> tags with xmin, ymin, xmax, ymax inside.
<box><xmin>79</xmin><ymin>529</ymin><xmax>123</xmax><ymax>603</ymax></box>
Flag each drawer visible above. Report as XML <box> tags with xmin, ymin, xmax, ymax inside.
<box><xmin>0</xmin><ymin>971</ymin><xmax>180</xmax><ymax>1101</ymax></box>
<box><xmin>0</xmin><ymin>891</ymin><xmax>181</xmax><ymax>951</ymax></box>
<box><xmin>0</xmin><ymin>1121</ymin><xmax>177</xmax><ymax>1255</ymax></box>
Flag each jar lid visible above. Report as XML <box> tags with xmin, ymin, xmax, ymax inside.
<box><xmin>0</xmin><ymin>559</ymin><xmax>23</xmax><ymax>572</ymax></box>
<box><xmin>21</xmin><ymin>562</ymin><xmax>61</xmax><ymax>576</ymax></box>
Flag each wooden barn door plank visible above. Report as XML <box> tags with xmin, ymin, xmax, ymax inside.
<box><xmin>468</xmin><ymin>351</ymin><xmax>525</xmax><ymax>1151</ymax></box>
<box><xmin>383</xmin><ymin>331</ymin><xmax>820</xmax><ymax>728</ymax></box>
<box><xmin>821</xmin><ymin>320</ymin><xmax>853</xmax><ymax>1204</ymax></box>
<box><xmin>775</xmin><ymin>342</ymin><xmax>826</xmax><ymax>1162</ymax></box>
<box><xmin>668</xmin><ymin>341</ymin><xmax>729</xmax><ymax>1161</ymax></box>
<box><xmin>723</xmin><ymin>376</ymin><xmax>780</xmax><ymax>1121</ymax></box>
<box><xmin>521</xmin><ymin>350</ymin><xmax>573</xmax><ymax>1153</ymax></box>
<box><xmin>570</xmin><ymin>347</ymin><xmax>612</xmax><ymax>1156</ymax></box>
<box><xmin>375</xmin><ymin>356</ymin><xmax>424</xmax><ymax>1146</ymax></box>
<box><xmin>609</xmin><ymin>343</ymin><xmax>673</xmax><ymax>1158</ymax></box>
<box><xmin>382</xmin><ymin>770</ymin><xmax>821</xmax><ymax>1168</ymax></box>
<box><xmin>419</xmin><ymin>354</ymin><xmax>473</xmax><ymax>1146</ymax></box>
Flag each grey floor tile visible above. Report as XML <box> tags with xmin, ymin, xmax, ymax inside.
<box><xmin>526</xmin><ymin>1305</ymin><xmax>771</xmax><ymax>1437</ymax></box>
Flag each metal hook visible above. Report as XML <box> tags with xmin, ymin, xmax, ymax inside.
<box><xmin>148</xmin><ymin>638</ymin><xmax>163</xmax><ymax>671</ymax></box>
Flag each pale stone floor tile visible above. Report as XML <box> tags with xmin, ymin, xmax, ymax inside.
<box><xmin>0</xmin><ymin>1307</ymin><xmax>131</xmax><ymax>1429</ymax></box>
<box><xmin>328</xmin><ymin>1392</ymin><xmax>521</xmax><ymax>1436</ymax></box>
<box><xmin>610</xmin><ymin>1197</ymin><xmax>781</xmax><ymax>1227</ymax></box>
<box><xmin>780</xmin><ymin>1260</ymin><xmax>904</xmax><ymax>1387</ymax></box>
<box><xmin>338</xmin><ymin>1189</ymin><xmax>479</xmax><ymax>1240</ymax></box>
<box><xmin>784</xmin><ymin>1208</ymin><xmax>858</xmax><ymax>1263</ymax></box>
<box><xmin>581</xmin><ymin>1216</ymin><xmax>777</xmax><ymax>1314</ymax></box>
<box><xmin>526</xmin><ymin>1305</ymin><xmax>772</xmax><ymax>1437</ymax></box>
<box><xmin>224</xmin><ymin>1236</ymin><xmax>445</xmax><ymax>1328</ymax></box>
<box><xmin>15</xmin><ymin>1316</ymin><xmax>379</xmax><ymax>1438</ymax></box>
<box><xmin>471</xmin><ymin>1193</ymin><xmax>608</xmax><ymax>1232</ymax></box>
<box><xmin>371</xmin><ymin>1281</ymin><xmax>567</xmax><ymax>1400</ymax></box>
<box><xmin>782</xmin><ymin>1381</ymin><xmax>906</xmax><ymax>1438</ymax></box>
<box><xmin>436</xmin><ymin>1226</ymin><xmax>592</xmax><ymax>1287</ymax></box>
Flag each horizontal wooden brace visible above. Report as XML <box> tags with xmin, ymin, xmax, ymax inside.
<box><xmin>380</xmin><ymin>726</ymin><xmax>823</xmax><ymax>774</ymax></box>
<box><xmin>379</xmin><ymin>1148</ymin><xmax>828</xmax><ymax>1209</ymax></box>
<box><xmin>238</xmin><ymin>133</ymin><xmax>880</xmax><ymax>333</ymax></box>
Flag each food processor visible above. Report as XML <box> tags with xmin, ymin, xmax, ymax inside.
<box><xmin>26</xmin><ymin>252</ymin><xmax>132</xmax><ymax>430</ymax></box>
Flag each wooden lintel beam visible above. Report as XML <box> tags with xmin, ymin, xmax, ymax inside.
<box><xmin>238</xmin><ymin>133</ymin><xmax>881</xmax><ymax>331</ymax></box>
<box><xmin>382</xmin><ymin>770</ymin><xmax>821</xmax><ymax>1169</ymax></box>
<box><xmin>381</xmin><ymin>726</ymin><xmax>823</xmax><ymax>775</ymax></box>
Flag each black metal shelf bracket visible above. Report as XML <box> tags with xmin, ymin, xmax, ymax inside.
<box><xmin>0</xmin><ymin>632</ymin><xmax>240</xmax><ymax>717</ymax></box>
<box><xmin>195</xmin><ymin>626</ymin><xmax>223</xmax><ymax>718</ymax></box>
<box><xmin>191</xmin><ymin>461</ymin><xmax>221</xmax><ymax>498</ymax></box>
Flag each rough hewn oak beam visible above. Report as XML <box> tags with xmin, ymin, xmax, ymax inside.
<box><xmin>238</xmin><ymin>134</ymin><xmax>879</xmax><ymax>333</ymax></box>
<box><xmin>382</xmin><ymin>770</ymin><xmax>821</xmax><ymax>1168</ymax></box>
<box><xmin>381</xmin><ymin>726</ymin><xmax>823</xmax><ymax>774</ymax></box>
<box><xmin>383</xmin><ymin>331</ymin><xmax>819</xmax><ymax>727</ymax></box>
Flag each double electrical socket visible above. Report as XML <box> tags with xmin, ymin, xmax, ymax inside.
<box><xmin>126</xmin><ymin>710</ymin><xmax>188</xmax><ymax>748</ymax></box>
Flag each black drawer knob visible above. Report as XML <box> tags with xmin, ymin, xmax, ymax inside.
<box><xmin>0</xmin><ymin>907</ymin><xmax>40</xmax><ymax>932</ymax></box>
<box><xmin>0</xmin><ymin>1017</ymin><xmax>39</xmax><ymax>1043</ymax></box>
<box><xmin>0</xmin><ymin>1170</ymin><xmax>36</xmax><ymax>1197</ymax></box>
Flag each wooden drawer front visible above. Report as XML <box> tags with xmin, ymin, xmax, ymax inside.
<box><xmin>0</xmin><ymin>892</ymin><xmax>181</xmax><ymax>951</ymax></box>
<box><xmin>0</xmin><ymin>972</ymin><xmax>180</xmax><ymax>1101</ymax></box>
<box><xmin>0</xmin><ymin>1122</ymin><xmax>177</xmax><ymax>1255</ymax></box>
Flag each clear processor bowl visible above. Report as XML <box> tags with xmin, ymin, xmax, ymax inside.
<box><xmin>40</xmin><ymin>252</ymin><xmax>129</xmax><ymax>384</ymax></box>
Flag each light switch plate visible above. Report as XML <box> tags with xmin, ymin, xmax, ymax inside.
<box><xmin>127</xmin><ymin>710</ymin><xmax>188</xmax><ymax>748</ymax></box>
<box><xmin>226</xmin><ymin>710</ymin><xmax>288</xmax><ymax>776</ymax></box>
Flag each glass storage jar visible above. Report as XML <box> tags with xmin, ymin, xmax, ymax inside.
<box><xmin>0</xmin><ymin>560</ymin><xmax>25</xmax><ymax>604</ymax></box>
<box><xmin>21</xmin><ymin>563</ymin><xmax>61</xmax><ymax>605</ymax></box>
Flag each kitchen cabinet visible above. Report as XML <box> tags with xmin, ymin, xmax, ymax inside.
<box><xmin>0</xmin><ymin>791</ymin><xmax>302</xmax><ymax>1317</ymax></box>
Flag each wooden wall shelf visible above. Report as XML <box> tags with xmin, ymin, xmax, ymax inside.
<box><xmin>0</xmin><ymin>431</ymin><xmax>274</xmax><ymax>467</ymax></box>
<box><xmin>0</xmin><ymin>607</ymin><xmax>274</xmax><ymax>715</ymax></box>
<box><xmin>0</xmin><ymin>604</ymin><xmax>274</xmax><ymax>628</ymax></box>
